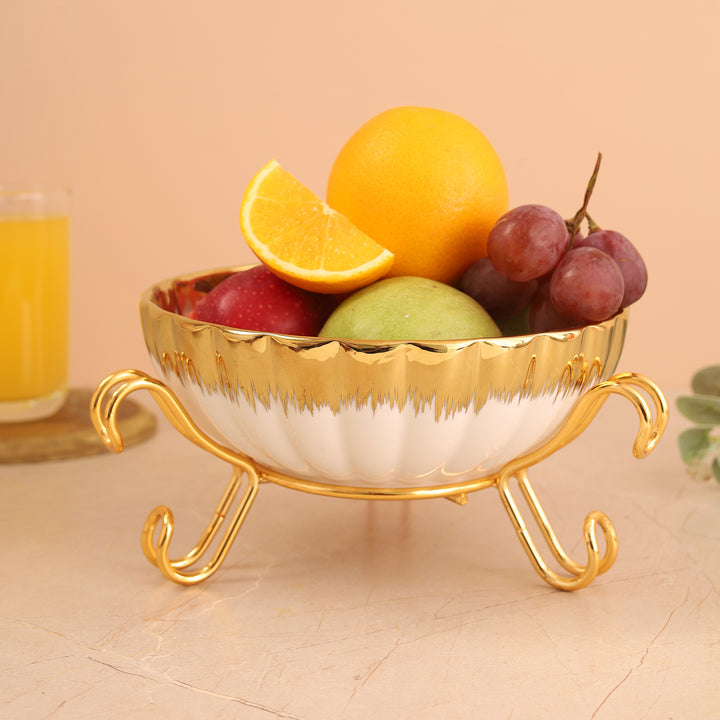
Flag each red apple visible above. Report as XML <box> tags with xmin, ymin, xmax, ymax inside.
<box><xmin>189</xmin><ymin>265</ymin><xmax>336</xmax><ymax>336</ymax></box>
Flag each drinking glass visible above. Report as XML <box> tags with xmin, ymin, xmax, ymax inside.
<box><xmin>0</xmin><ymin>185</ymin><xmax>70</xmax><ymax>422</ymax></box>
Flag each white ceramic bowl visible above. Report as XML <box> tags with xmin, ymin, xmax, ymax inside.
<box><xmin>141</xmin><ymin>266</ymin><xmax>628</xmax><ymax>489</ymax></box>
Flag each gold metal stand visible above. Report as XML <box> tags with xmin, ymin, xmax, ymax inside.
<box><xmin>90</xmin><ymin>371</ymin><xmax>667</xmax><ymax>590</ymax></box>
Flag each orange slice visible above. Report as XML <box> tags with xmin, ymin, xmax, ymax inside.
<box><xmin>239</xmin><ymin>160</ymin><xmax>394</xmax><ymax>294</ymax></box>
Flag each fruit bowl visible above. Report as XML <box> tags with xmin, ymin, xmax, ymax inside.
<box><xmin>90</xmin><ymin>107</ymin><xmax>667</xmax><ymax>589</ymax></box>
<box><xmin>141</xmin><ymin>265</ymin><xmax>628</xmax><ymax>489</ymax></box>
<box><xmin>93</xmin><ymin>264</ymin><xmax>667</xmax><ymax>589</ymax></box>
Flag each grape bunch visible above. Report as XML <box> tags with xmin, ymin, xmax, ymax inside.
<box><xmin>459</xmin><ymin>154</ymin><xmax>648</xmax><ymax>334</ymax></box>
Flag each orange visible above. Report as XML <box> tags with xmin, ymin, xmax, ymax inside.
<box><xmin>239</xmin><ymin>160</ymin><xmax>394</xmax><ymax>294</ymax></box>
<box><xmin>326</xmin><ymin>106</ymin><xmax>509</xmax><ymax>284</ymax></box>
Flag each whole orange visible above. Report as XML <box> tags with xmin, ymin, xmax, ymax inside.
<box><xmin>326</xmin><ymin>106</ymin><xmax>509</xmax><ymax>284</ymax></box>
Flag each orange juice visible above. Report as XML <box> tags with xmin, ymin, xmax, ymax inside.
<box><xmin>0</xmin><ymin>213</ymin><xmax>69</xmax><ymax>420</ymax></box>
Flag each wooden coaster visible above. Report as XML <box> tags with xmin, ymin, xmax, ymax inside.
<box><xmin>0</xmin><ymin>388</ymin><xmax>157</xmax><ymax>464</ymax></box>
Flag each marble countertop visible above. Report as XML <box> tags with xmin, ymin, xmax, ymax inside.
<box><xmin>2</xmin><ymin>389</ymin><xmax>718</xmax><ymax>719</ymax></box>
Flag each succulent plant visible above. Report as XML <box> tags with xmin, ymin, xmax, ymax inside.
<box><xmin>677</xmin><ymin>365</ymin><xmax>720</xmax><ymax>482</ymax></box>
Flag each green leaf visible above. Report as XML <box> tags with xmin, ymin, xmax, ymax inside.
<box><xmin>676</xmin><ymin>394</ymin><xmax>720</xmax><ymax>425</ymax></box>
<box><xmin>678</xmin><ymin>426</ymin><xmax>713</xmax><ymax>464</ymax></box>
<box><xmin>691</xmin><ymin>365</ymin><xmax>720</xmax><ymax>396</ymax></box>
<box><xmin>713</xmin><ymin>456</ymin><xmax>720</xmax><ymax>484</ymax></box>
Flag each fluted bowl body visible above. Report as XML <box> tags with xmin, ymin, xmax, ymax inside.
<box><xmin>140</xmin><ymin>267</ymin><xmax>628</xmax><ymax>488</ymax></box>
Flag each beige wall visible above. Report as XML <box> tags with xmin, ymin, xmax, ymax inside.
<box><xmin>2</xmin><ymin>0</ymin><xmax>716</xmax><ymax>392</ymax></box>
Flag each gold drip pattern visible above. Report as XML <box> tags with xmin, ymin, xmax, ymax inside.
<box><xmin>140</xmin><ymin>270</ymin><xmax>629</xmax><ymax>421</ymax></box>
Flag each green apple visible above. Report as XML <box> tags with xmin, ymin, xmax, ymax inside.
<box><xmin>319</xmin><ymin>276</ymin><xmax>501</xmax><ymax>341</ymax></box>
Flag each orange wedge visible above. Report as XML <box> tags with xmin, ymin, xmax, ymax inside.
<box><xmin>239</xmin><ymin>160</ymin><xmax>394</xmax><ymax>294</ymax></box>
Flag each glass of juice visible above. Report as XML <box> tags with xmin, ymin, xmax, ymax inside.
<box><xmin>0</xmin><ymin>185</ymin><xmax>70</xmax><ymax>422</ymax></box>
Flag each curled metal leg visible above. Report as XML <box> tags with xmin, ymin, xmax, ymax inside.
<box><xmin>141</xmin><ymin>466</ymin><xmax>258</xmax><ymax>585</ymax></box>
<box><xmin>498</xmin><ymin>470</ymin><xmax>618</xmax><ymax>591</ymax></box>
<box><xmin>495</xmin><ymin>372</ymin><xmax>667</xmax><ymax>591</ymax></box>
<box><xmin>91</xmin><ymin>369</ymin><xmax>259</xmax><ymax>585</ymax></box>
<box><xmin>558</xmin><ymin>372</ymin><xmax>668</xmax><ymax>460</ymax></box>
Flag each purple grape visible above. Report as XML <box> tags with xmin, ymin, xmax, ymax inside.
<box><xmin>487</xmin><ymin>204</ymin><xmax>569</xmax><ymax>282</ymax></box>
<box><xmin>549</xmin><ymin>246</ymin><xmax>624</xmax><ymax>322</ymax></box>
<box><xmin>568</xmin><ymin>229</ymin><xmax>585</xmax><ymax>247</ymax></box>
<box><xmin>576</xmin><ymin>229</ymin><xmax>647</xmax><ymax>307</ymax></box>
<box><xmin>529</xmin><ymin>281</ymin><xmax>582</xmax><ymax>333</ymax></box>
<box><xmin>459</xmin><ymin>257</ymin><xmax>538</xmax><ymax>320</ymax></box>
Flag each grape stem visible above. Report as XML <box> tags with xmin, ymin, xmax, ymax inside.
<box><xmin>585</xmin><ymin>213</ymin><xmax>601</xmax><ymax>233</ymax></box>
<box><xmin>565</xmin><ymin>152</ymin><xmax>602</xmax><ymax>248</ymax></box>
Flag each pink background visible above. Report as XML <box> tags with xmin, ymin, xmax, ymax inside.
<box><xmin>2</xmin><ymin>1</ymin><xmax>716</xmax><ymax>392</ymax></box>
